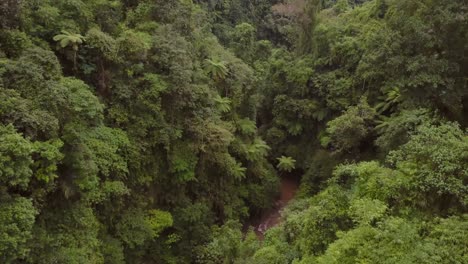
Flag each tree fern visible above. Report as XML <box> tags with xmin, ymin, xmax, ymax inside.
<box><xmin>236</xmin><ymin>118</ymin><xmax>256</xmax><ymax>135</ymax></box>
<box><xmin>287</xmin><ymin>122</ymin><xmax>303</xmax><ymax>136</ymax></box>
<box><xmin>276</xmin><ymin>156</ymin><xmax>296</xmax><ymax>172</ymax></box>
<box><xmin>204</xmin><ymin>59</ymin><xmax>228</xmax><ymax>82</ymax></box>
<box><xmin>214</xmin><ymin>95</ymin><xmax>231</xmax><ymax>113</ymax></box>
<box><xmin>375</xmin><ymin>115</ymin><xmax>390</xmax><ymax>134</ymax></box>
<box><xmin>376</xmin><ymin>87</ymin><xmax>401</xmax><ymax>113</ymax></box>
<box><xmin>245</xmin><ymin>138</ymin><xmax>270</xmax><ymax>161</ymax></box>
<box><xmin>53</xmin><ymin>30</ymin><xmax>85</xmax><ymax>50</ymax></box>
<box><xmin>53</xmin><ymin>30</ymin><xmax>85</xmax><ymax>69</ymax></box>
<box><xmin>230</xmin><ymin>162</ymin><xmax>247</xmax><ymax>180</ymax></box>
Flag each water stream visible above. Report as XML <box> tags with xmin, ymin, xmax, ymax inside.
<box><xmin>250</xmin><ymin>175</ymin><xmax>300</xmax><ymax>239</ymax></box>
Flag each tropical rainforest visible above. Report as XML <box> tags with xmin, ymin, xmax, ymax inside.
<box><xmin>0</xmin><ymin>0</ymin><xmax>467</xmax><ymax>263</ymax></box>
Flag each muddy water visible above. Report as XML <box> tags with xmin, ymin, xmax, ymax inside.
<box><xmin>251</xmin><ymin>176</ymin><xmax>300</xmax><ymax>239</ymax></box>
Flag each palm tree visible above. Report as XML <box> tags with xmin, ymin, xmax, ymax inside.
<box><xmin>53</xmin><ymin>30</ymin><xmax>85</xmax><ymax>69</ymax></box>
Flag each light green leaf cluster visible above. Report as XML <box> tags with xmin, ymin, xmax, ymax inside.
<box><xmin>276</xmin><ymin>156</ymin><xmax>296</xmax><ymax>172</ymax></box>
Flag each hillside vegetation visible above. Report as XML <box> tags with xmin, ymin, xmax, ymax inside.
<box><xmin>0</xmin><ymin>0</ymin><xmax>467</xmax><ymax>263</ymax></box>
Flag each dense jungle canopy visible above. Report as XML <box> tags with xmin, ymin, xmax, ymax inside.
<box><xmin>0</xmin><ymin>0</ymin><xmax>467</xmax><ymax>263</ymax></box>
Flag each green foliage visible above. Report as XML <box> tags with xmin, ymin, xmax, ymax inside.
<box><xmin>205</xmin><ymin>59</ymin><xmax>229</xmax><ymax>82</ymax></box>
<box><xmin>244</xmin><ymin>138</ymin><xmax>270</xmax><ymax>162</ymax></box>
<box><xmin>146</xmin><ymin>209</ymin><xmax>173</xmax><ymax>237</ymax></box>
<box><xmin>59</xmin><ymin>77</ymin><xmax>104</xmax><ymax>124</ymax></box>
<box><xmin>196</xmin><ymin>220</ymin><xmax>244</xmax><ymax>263</ymax></box>
<box><xmin>375</xmin><ymin>87</ymin><xmax>402</xmax><ymax>113</ymax></box>
<box><xmin>231</xmin><ymin>23</ymin><xmax>256</xmax><ymax>62</ymax></box>
<box><xmin>3</xmin><ymin>47</ymin><xmax>62</xmax><ymax>92</ymax></box>
<box><xmin>326</xmin><ymin>98</ymin><xmax>376</xmax><ymax>152</ymax></box>
<box><xmin>1</xmin><ymin>0</ymin><xmax>466</xmax><ymax>262</ymax></box>
<box><xmin>230</xmin><ymin>162</ymin><xmax>247</xmax><ymax>180</ymax></box>
<box><xmin>168</xmin><ymin>141</ymin><xmax>198</xmax><ymax>182</ymax></box>
<box><xmin>85</xmin><ymin>180</ymin><xmax>129</xmax><ymax>204</ymax></box>
<box><xmin>53</xmin><ymin>30</ymin><xmax>85</xmax><ymax>68</ymax></box>
<box><xmin>284</xmin><ymin>185</ymin><xmax>351</xmax><ymax>256</ymax></box>
<box><xmin>0</xmin><ymin>194</ymin><xmax>37</xmax><ymax>263</ymax></box>
<box><xmin>29</xmin><ymin>202</ymin><xmax>103</xmax><ymax>264</ymax></box>
<box><xmin>426</xmin><ymin>215</ymin><xmax>468</xmax><ymax>263</ymax></box>
<box><xmin>316</xmin><ymin>217</ymin><xmax>421</xmax><ymax>264</ymax></box>
<box><xmin>116</xmin><ymin>208</ymin><xmax>156</xmax><ymax>249</ymax></box>
<box><xmin>349</xmin><ymin>162</ymin><xmax>409</xmax><ymax>202</ymax></box>
<box><xmin>214</xmin><ymin>95</ymin><xmax>232</xmax><ymax>113</ymax></box>
<box><xmin>81</xmin><ymin>126</ymin><xmax>129</xmax><ymax>178</ymax></box>
<box><xmin>236</xmin><ymin>118</ymin><xmax>256</xmax><ymax>136</ymax></box>
<box><xmin>0</xmin><ymin>89</ymin><xmax>60</xmax><ymax>139</ymax></box>
<box><xmin>252</xmin><ymin>246</ymin><xmax>288</xmax><ymax>264</ymax></box>
<box><xmin>315</xmin><ymin>215</ymin><xmax>468</xmax><ymax>264</ymax></box>
<box><xmin>276</xmin><ymin>156</ymin><xmax>296</xmax><ymax>172</ymax></box>
<box><xmin>349</xmin><ymin>198</ymin><xmax>387</xmax><ymax>225</ymax></box>
<box><xmin>32</xmin><ymin>139</ymin><xmax>64</xmax><ymax>183</ymax></box>
<box><xmin>0</xmin><ymin>29</ymin><xmax>33</xmax><ymax>57</ymax></box>
<box><xmin>116</xmin><ymin>29</ymin><xmax>152</xmax><ymax>61</ymax></box>
<box><xmin>53</xmin><ymin>30</ymin><xmax>85</xmax><ymax>50</ymax></box>
<box><xmin>85</xmin><ymin>27</ymin><xmax>117</xmax><ymax>60</ymax></box>
<box><xmin>100</xmin><ymin>234</ymin><xmax>125</xmax><ymax>264</ymax></box>
<box><xmin>388</xmin><ymin>122</ymin><xmax>468</xmax><ymax>210</ymax></box>
<box><xmin>375</xmin><ymin>108</ymin><xmax>431</xmax><ymax>152</ymax></box>
<box><xmin>196</xmin><ymin>221</ymin><xmax>260</xmax><ymax>264</ymax></box>
<box><xmin>0</xmin><ymin>124</ymin><xmax>33</xmax><ymax>189</ymax></box>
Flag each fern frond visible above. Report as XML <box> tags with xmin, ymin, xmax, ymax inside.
<box><xmin>276</xmin><ymin>156</ymin><xmax>296</xmax><ymax>172</ymax></box>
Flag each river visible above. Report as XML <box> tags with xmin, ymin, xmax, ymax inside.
<box><xmin>250</xmin><ymin>175</ymin><xmax>300</xmax><ymax>239</ymax></box>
